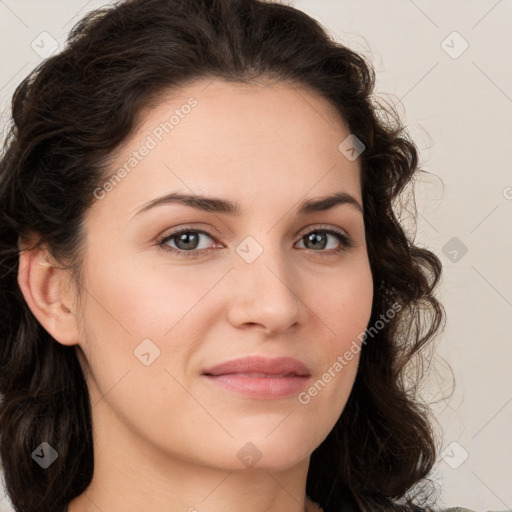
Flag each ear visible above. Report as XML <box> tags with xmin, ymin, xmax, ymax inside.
<box><xmin>17</xmin><ymin>242</ymin><xmax>81</xmax><ymax>346</ymax></box>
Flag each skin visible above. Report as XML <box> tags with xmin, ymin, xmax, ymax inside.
<box><xmin>18</xmin><ymin>78</ymin><xmax>373</xmax><ymax>512</ymax></box>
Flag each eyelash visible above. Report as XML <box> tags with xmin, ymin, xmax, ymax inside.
<box><xmin>157</xmin><ymin>225</ymin><xmax>353</xmax><ymax>259</ymax></box>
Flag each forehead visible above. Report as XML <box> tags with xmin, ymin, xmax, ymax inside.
<box><xmin>94</xmin><ymin>78</ymin><xmax>362</xmax><ymax>218</ymax></box>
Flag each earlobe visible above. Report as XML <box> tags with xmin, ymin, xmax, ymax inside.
<box><xmin>17</xmin><ymin>244</ymin><xmax>81</xmax><ymax>346</ymax></box>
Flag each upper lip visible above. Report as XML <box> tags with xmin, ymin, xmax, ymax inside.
<box><xmin>202</xmin><ymin>356</ymin><xmax>311</xmax><ymax>377</ymax></box>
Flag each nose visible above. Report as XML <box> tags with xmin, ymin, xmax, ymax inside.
<box><xmin>226</xmin><ymin>243</ymin><xmax>304</xmax><ymax>336</ymax></box>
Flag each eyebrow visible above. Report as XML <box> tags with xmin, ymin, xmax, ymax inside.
<box><xmin>132</xmin><ymin>191</ymin><xmax>362</xmax><ymax>218</ymax></box>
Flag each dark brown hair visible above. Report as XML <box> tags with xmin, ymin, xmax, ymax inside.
<box><xmin>0</xmin><ymin>0</ymin><xmax>446</xmax><ymax>511</ymax></box>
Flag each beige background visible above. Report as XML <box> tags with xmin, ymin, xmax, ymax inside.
<box><xmin>1</xmin><ymin>1</ymin><xmax>511</xmax><ymax>511</ymax></box>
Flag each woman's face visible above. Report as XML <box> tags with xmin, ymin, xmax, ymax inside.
<box><xmin>71</xmin><ymin>78</ymin><xmax>373</xmax><ymax>473</ymax></box>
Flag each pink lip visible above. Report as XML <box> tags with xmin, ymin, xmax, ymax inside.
<box><xmin>202</xmin><ymin>356</ymin><xmax>311</xmax><ymax>399</ymax></box>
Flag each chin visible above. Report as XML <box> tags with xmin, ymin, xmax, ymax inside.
<box><xmin>227</xmin><ymin>430</ymin><xmax>318</xmax><ymax>472</ymax></box>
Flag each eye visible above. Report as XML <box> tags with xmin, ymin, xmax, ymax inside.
<box><xmin>296</xmin><ymin>227</ymin><xmax>352</xmax><ymax>254</ymax></box>
<box><xmin>158</xmin><ymin>229</ymin><xmax>216</xmax><ymax>258</ymax></box>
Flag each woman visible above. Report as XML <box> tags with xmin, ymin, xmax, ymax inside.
<box><xmin>0</xmin><ymin>0</ymin><xmax>483</xmax><ymax>511</ymax></box>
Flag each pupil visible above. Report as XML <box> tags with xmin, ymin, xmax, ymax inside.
<box><xmin>307</xmin><ymin>233</ymin><xmax>326</xmax><ymax>250</ymax></box>
<box><xmin>178</xmin><ymin>232</ymin><xmax>198</xmax><ymax>250</ymax></box>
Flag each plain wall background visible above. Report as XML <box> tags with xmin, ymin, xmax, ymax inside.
<box><xmin>0</xmin><ymin>1</ymin><xmax>511</xmax><ymax>510</ymax></box>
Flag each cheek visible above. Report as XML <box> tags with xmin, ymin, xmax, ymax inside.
<box><xmin>314</xmin><ymin>258</ymin><xmax>374</xmax><ymax>349</ymax></box>
<box><xmin>80</xmin><ymin>253</ymin><xmax>216</xmax><ymax>342</ymax></box>
<box><xmin>75</xmin><ymin>263</ymin><xmax>200</xmax><ymax>438</ymax></box>
<box><xmin>299</xmin><ymin>260</ymin><xmax>373</xmax><ymax>412</ymax></box>
<box><xmin>75</xmin><ymin>254</ymin><xmax>226</xmax><ymax>405</ymax></box>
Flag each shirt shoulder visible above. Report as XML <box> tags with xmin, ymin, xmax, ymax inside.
<box><xmin>442</xmin><ymin>508</ymin><xmax>478</xmax><ymax>512</ymax></box>
<box><xmin>442</xmin><ymin>508</ymin><xmax>512</xmax><ymax>512</ymax></box>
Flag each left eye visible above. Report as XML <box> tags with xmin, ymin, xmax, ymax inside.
<box><xmin>296</xmin><ymin>231</ymin><xmax>348</xmax><ymax>251</ymax></box>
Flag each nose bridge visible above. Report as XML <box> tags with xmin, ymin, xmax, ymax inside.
<box><xmin>229</xmin><ymin>233</ymin><xmax>302</xmax><ymax>330</ymax></box>
<box><xmin>236</xmin><ymin>231</ymin><xmax>292</xmax><ymax>285</ymax></box>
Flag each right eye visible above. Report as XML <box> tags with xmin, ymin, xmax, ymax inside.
<box><xmin>157</xmin><ymin>229</ymin><xmax>220</xmax><ymax>258</ymax></box>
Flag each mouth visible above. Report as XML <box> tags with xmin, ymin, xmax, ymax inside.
<box><xmin>201</xmin><ymin>356</ymin><xmax>311</xmax><ymax>399</ymax></box>
<box><xmin>202</xmin><ymin>355</ymin><xmax>311</xmax><ymax>377</ymax></box>
<box><xmin>203</xmin><ymin>372</ymin><xmax>304</xmax><ymax>378</ymax></box>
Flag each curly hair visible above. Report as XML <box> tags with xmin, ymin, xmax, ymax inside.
<box><xmin>0</xmin><ymin>0</ymin><xmax>446</xmax><ymax>511</ymax></box>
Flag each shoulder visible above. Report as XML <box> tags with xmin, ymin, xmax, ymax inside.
<box><xmin>442</xmin><ymin>508</ymin><xmax>478</xmax><ymax>512</ymax></box>
<box><xmin>441</xmin><ymin>508</ymin><xmax>512</xmax><ymax>512</ymax></box>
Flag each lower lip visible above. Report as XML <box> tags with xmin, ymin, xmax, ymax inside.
<box><xmin>203</xmin><ymin>374</ymin><xmax>311</xmax><ymax>399</ymax></box>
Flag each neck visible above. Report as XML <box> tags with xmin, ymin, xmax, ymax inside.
<box><xmin>67</xmin><ymin>400</ymin><xmax>312</xmax><ymax>512</ymax></box>
<box><xmin>69</xmin><ymin>465</ymin><xmax>312</xmax><ymax>512</ymax></box>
